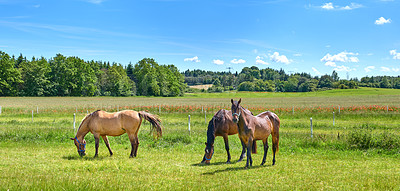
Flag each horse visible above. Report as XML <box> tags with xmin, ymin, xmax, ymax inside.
<box><xmin>70</xmin><ymin>110</ymin><xmax>162</xmax><ymax>158</ymax></box>
<box><xmin>201</xmin><ymin>109</ymin><xmax>257</xmax><ymax>164</ymax></box>
<box><xmin>230</xmin><ymin>98</ymin><xmax>280</xmax><ymax>168</ymax></box>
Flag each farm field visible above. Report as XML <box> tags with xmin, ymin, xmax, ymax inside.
<box><xmin>1</xmin><ymin>88</ymin><xmax>400</xmax><ymax>190</ymax></box>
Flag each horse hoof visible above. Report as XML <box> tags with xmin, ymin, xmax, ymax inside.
<box><xmin>226</xmin><ymin>161</ymin><xmax>231</xmax><ymax>164</ymax></box>
<box><xmin>237</xmin><ymin>158</ymin><xmax>243</xmax><ymax>162</ymax></box>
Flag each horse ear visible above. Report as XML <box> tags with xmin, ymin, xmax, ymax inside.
<box><xmin>231</xmin><ymin>99</ymin><xmax>234</xmax><ymax>104</ymax></box>
<box><xmin>70</xmin><ymin>138</ymin><xmax>75</xmax><ymax>140</ymax></box>
<box><xmin>238</xmin><ymin>98</ymin><xmax>241</xmax><ymax>105</ymax></box>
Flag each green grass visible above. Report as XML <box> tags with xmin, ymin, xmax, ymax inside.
<box><xmin>1</xmin><ymin>89</ymin><xmax>400</xmax><ymax>190</ymax></box>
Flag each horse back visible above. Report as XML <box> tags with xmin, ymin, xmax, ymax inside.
<box><xmin>213</xmin><ymin>109</ymin><xmax>238</xmax><ymax>136</ymax></box>
<box><xmin>90</xmin><ymin>110</ymin><xmax>141</xmax><ymax>136</ymax></box>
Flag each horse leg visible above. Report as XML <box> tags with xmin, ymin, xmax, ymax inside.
<box><xmin>245</xmin><ymin>137</ymin><xmax>253</xmax><ymax>168</ymax></box>
<box><xmin>94</xmin><ymin>135</ymin><xmax>100</xmax><ymax>158</ymax></box>
<box><xmin>222</xmin><ymin>135</ymin><xmax>231</xmax><ymax>164</ymax></box>
<box><xmin>261</xmin><ymin>139</ymin><xmax>269</xmax><ymax>165</ymax></box>
<box><xmin>272</xmin><ymin>133</ymin><xmax>279</xmax><ymax>165</ymax></box>
<box><xmin>102</xmin><ymin>135</ymin><xmax>113</xmax><ymax>156</ymax></box>
<box><xmin>129</xmin><ymin>134</ymin><xmax>139</xmax><ymax>158</ymax></box>
<box><xmin>238</xmin><ymin>140</ymin><xmax>246</xmax><ymax>162</ymax></box>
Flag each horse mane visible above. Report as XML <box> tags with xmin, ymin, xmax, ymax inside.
<box><xmin>206</xmin><ymin>109</ymin><xmax>225</xmax><ymax>147</ymax></box>
<box><xmin>240</xmin><ymin>105</ymin><xmax>253</xmax><ymax>115</ymax></box>
<box><xmin>77</xmin><ymin>110</ymin><xmax>100</xmax><ymax>132</ymax></box>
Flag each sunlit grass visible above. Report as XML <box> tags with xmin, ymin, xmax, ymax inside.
<box><xmin>1</xmin><ymin>91</ymin><xmax>400</xmax><ymax>190</ymax></box>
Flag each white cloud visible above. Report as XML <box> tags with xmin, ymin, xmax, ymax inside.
<box><xmin>325</xmin><ymin>61</ymin><xmax>336</xmax><ymax>67</ymax></box>
<box><xmin>321</xmin><ymin>52</ymin><xmax>359</xmax><ymax>69</ymax></box>
<box><xmin>334</xmin><ymin>65</ymin><xmax>355</xmax><ymax>72</ymax></box>
<box><xmin>379</xmin><ymin>67</ymin><xmax>400</xmax><ymax>72</ymax></box>
<box><xmin>390</xmin><ymin>50</ymin><xmax>400</xmax><ymax>60</ymax></box>
<box><xmin>184</xmin><ymin>56</ymin><xmax>200</xmax><ymax>63</ymax></box>
<box><xmin>381</xmin><ymin>67</ymin><xmax>391</xmax><ymax>72</ymax></box>
<box><xmin>321</xmin><ymin>2</ymin><xmax>334</xmax><ymax>10</ymax></box>
<box><xmin>270</xmin><ymin>52</ymin><xmax>292</xmax><ymax>64</ymax></box>
<box><xmin>364</xmin><ymin>66</ymin><xmax>375</xmax><ymax>72</ymax></box>
<box><xmin>256</xmin><ymin>56</ymin><xmax>269</xmax><ymax>65</ymax></box>
<box><xmin>321</xmin><ymin>2</ymin><xmax>362</xmax><ymax>10</ymax></box>
<box><xmin>231</xmin><ymin>59</ymin><xmax>246</xmax><ymax>64</ymax></box>
<box><xmin>321</xmin><ymin>52</ymin><xmax>359</xmax><ymax>63</ymax></box>
<box><xmin>213</xmin><ymin>59</ymin><xmax>224</xmax><ymax>65</ymax></box>
<box><xmin>312</xmin><ymin>67</ymin><xmax>322</xmax><ymax>75</ymax></box>
<box><xmin>293</xmin><ymin>53</ymin><xmax>302</xmax><ymax>57</ymax></box>
<box><xmin>375</xmin><ymin>17</ymin><xmax>391</xmax><ymax>25</ymax></box>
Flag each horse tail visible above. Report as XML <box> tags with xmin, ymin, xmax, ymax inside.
<box><xmin>267</xmin><ymin>111</ymin><xmax>280</xmax><ymax>153</ymax></box>
<box><xmin>138</xmin><ymin>111</ymin><xmax>163</xmax><ymax>138</ymax></box>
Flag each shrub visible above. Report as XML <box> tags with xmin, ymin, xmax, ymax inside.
<box><xmin>347</xmin><ymin>129</ymin><xmax>400</xmax><ymax>150</ymax></box>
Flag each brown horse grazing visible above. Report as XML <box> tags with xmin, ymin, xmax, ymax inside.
<box><xmin>70</xmin><ymin>110</ymin><xmax>162</xmax><ymax>158</ymax></box>
<box><xmin>201</xmin><ymin>109</ymin><xmax>257</xmax><ymax>164</ymax></box>
<box><xmin>230</xmin><ymin>99</ymin><xmax>280</xmax><ymax>168</ymax></box>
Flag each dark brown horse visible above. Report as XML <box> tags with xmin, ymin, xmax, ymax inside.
<box><xmin>201</xmin><ymin>109</ymin><xmax>257</xmax><ymax>164</ymax></box>
<box><xmin>70</xmin><ymin>110</ymin><xmax>162</xmax><ymax>158</ymax></box>
<box><xmin>230</xmin><ymin>99</ymin><xmax>280</xmax><ymax>168</ymax></box>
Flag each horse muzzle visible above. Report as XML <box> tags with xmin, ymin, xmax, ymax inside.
<box><xmin>232</xmin><ymin>118</ymin><xmax>239</xmax><ymax>124</ymax></box>
<box><xmin>79</xmin><ymin>151</ymin><xmax>86</xmax><ymax>157</ymax></box>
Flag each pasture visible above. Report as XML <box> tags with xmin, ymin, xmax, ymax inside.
<box><xmin>1</xmin><ymin>88</ymin><xmax>400</xmax><ymax>190</ymax></box>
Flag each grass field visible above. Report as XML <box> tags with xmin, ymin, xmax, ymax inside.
<box><xmin>1</xmin><ymin>88</ymin><xmax>400</xmax><ymax>190</ymax></box>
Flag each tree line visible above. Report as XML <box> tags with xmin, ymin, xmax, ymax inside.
<box><xmin>0</xmin><ymin>51</ymin><xmax>185</xmax><ymax>97</ymax></box>
<box><xmin>184</xmin><ymin>66</ymin><xmax>400</xmax><ymax>92</ymax></box>
<box><xmin>2</xmin><ymin>50</ymin><xmax>400</xmax><ymax>97</ymax></box>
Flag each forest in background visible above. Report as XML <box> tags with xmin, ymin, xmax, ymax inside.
<box><xmin>184</xmin><ymin>67</ymin><xmax>400</xmax><ymax>93</ymax></box>
<box><xmin>0</xmin><ymin>51</ymin><xmax>185</xmax><ymax>97</ymax></box>
<box><xmin>1</xmin><ymin>50</ymin><xmax>400</xmax><ymax>97</ymax></box>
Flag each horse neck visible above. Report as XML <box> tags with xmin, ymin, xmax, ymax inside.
<box><xmin>237</xmin><ymin>106</ymin><xmax>249</xmax><ymax>128</ymax></box>
<box><xmin>75</xmin><ymin>115</ymin><xmax>91</xmax><ymax>140</ymax></box>
<box><xmin>206</xmin><ymin>118</ymin><xmax>216</xmax><ymax>146</ymax></box>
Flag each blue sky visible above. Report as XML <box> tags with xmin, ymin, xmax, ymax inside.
<box><xmin>1</xmin><ymin>0</ymin><xmax>399</xmax><ymax>79</ymax></box>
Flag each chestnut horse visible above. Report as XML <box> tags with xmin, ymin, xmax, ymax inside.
<box><xmin>70</xmin><ymin>110</ymin><xmax>162</xmax><ymax>158</ymax></box>
<box><xmin>201</xmin><ymin>109</ymin><xmax>257</xmax><ymax>164</ymax></box>
<box><xmin>230</xmin><ymin>99</ymin><xmax>280</xmax><ymax>168</ymax></box>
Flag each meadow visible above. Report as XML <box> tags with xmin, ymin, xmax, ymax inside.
<box><xmin>1</xmin><ymin>88</ymin><xmax>400</xmax><ymax>190</ymax></box>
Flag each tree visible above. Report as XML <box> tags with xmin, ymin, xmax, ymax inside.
<box><xmin>133</xmin><ymin>58</ymin><xmax>185</xmax><ymax>97</ymax></box>
<box><xmin>318</xmin><ymin>75</ymin><xmax>333</xmax><ymax>89</ymax></box>
<box><xmin>0</xmin><ymin>51</ymin><xmax>23</xmax><ymax>96</ymax></box>
<box><xmin>331</xmin><ymin>70</ymin><xmax>339</xmax><ymax>82</ymax></box>
<box><xmin>20</xmin><ymin>57</ymin><xmax>51</xmax><ymax>96</ymax></box>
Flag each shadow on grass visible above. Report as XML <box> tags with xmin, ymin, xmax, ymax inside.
<box><xmin>202</xmin><ymin>164</ymin><xmax>272</xmax><ymax>175</ymax></box>
<box><xmin>191</xmin><ymin>159</ymin><xmax>243</xmax><ymax>167</ymax></box>
<box><xmin>62</xmin><ymin>155</ymin><xmax>111</xmax><ymax>161</ymax></box>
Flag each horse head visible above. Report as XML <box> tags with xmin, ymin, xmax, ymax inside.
<box><xmin>203</xmin><ymin>142</ymin><xmax>214</xmax><ymax>164</ymax></box>
<box><xmin>230</xmin><ymin>98</ymin><xmax>242</xmax><ymax>123</ymax></box>
<box><xmin>70</xmin><ymin>137</ymin><xmax>86</xmax><ymax>157</ymax></box>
